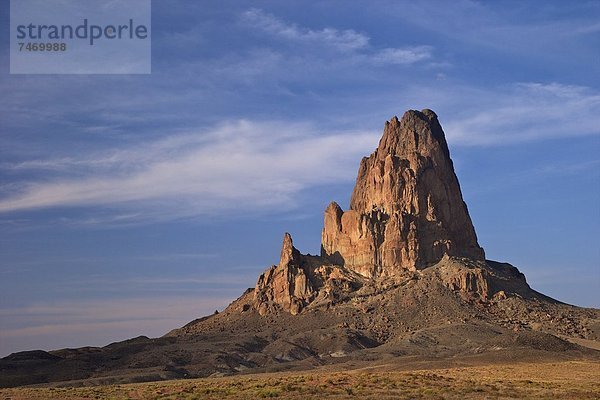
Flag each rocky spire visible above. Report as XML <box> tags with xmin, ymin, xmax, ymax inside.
<box><xmin>279</xmin><ymin>232</ymin><xmax>301</xmax><ymax>268</ymax></box>
<box><xmin>321</xmin><ymin>109</ymin><xmax>484</xmax><ymax>276</ymax></box>
<box><xmin>254</xmin><ymin>233</ymin><xmax>314</xmax><ymax>315</ymax></box>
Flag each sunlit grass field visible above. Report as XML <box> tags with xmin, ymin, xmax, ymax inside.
<box><xmin>1</xmin><ymin>360</ymin><xmax>598</xmax><ymax>399</ymax></box>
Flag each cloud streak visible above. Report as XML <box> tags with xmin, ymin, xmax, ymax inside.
<box><xmin>0</xmin><ymin>120</ymin><xmax>378</xmax><ymax>217</ymax></box>
<box><xmin>443</xmin><ymin>83</ymin><xmax>600</xmax><ymax>145</ymax></box>
<box><xmin>243</xmin><ymin>8</ymin><xmax>369</xmax><ymax>51</ymax></box>
<box><xmin>1</xmin><ymin>82</ymin><xmax>598</xmax><ymax>219</ymax></box>
<box><xmin>371</xmin><ymin>46</ymin><xmax>432</xmax><ymax>65</ymax></box>
<box><xmin>242</xmin><ymin>8</ymin><xmax>433</xmax><ymax>65</ymax></box>
<box><xmin>0</xmin><ymin>296</ymin><xmax>232</xmax><ymax>355</ymax></box>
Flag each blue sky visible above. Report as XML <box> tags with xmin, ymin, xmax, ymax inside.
<box><xmin>0</xmin><ymin>0</ymin><xmax>599</xmax><ymax>356</ymax></box>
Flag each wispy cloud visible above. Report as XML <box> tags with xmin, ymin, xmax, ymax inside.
<box><xmin>0</xmin><ymin>297</ymin><xmax>229</xmax><ymax>323</ymax></box>
<box><xmin>49</xmin><ymin>272</ymin><xmax>261</xmax><ymax>292</ymax></box>
<box><xmin>391</xmin><ymin>0</ymin><xmax>600</xmax><ymax>56</ymax></box>
<box><xmin>443</xmin><ymin>83</ymin><xmax>600</xmax><ymax>145</ymax></box>
<box><xmin>2</xmin><ymin>82</ymin><xmax>598</xmax><ymax>219</ymax></box>
<box><xmin>242</xmin><ymin>8</ymin><xmax>433</xmax><ymax>65</ymax></box>
<box><xmin>572</xmin><ymin>21</ymin><xmax>600</xmax><ymax>35</ymax></box>
<box><xmin>242</xmin><ymin>8</ymin><xmax>369</xmax><ymax>51</ymax></box>
<box><xmin>371</xmin><ymin>46</ymin><xmax>432</xmax><ymax>65</ymax></box>
<box><xmin>0</xmin><ymin>120</ymin><xmax>378</xmax><ymax>218</ymax></box>
<box><xmin>0</xmin><ymin>296</ymin><xmax>231</xmax><ymax>355</ymax></box>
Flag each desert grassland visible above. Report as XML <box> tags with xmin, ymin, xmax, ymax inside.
<box><xmin>1</xmin><ymin>360</ymin><xmax>599</xmax><ymax>399</ymax></box>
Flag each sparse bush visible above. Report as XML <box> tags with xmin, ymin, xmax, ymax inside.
<box><xmin>257</xmin><ymin>388</ymin><xmax>280</xmax><ymax>398</ymax></box>
<box><xmin>282</xmin><ymin>383</ymin><xmax>299</xmax><ymax>392</ymax></box>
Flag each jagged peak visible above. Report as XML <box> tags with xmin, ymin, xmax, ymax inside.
<box><xmin>279</xmin><ymin>232</ymin><xmax>301</xmax><ymax>268</ymax></box>
<box><xmin>342</xmin><ymin>109</ymin><xmax>483</xmax><ymax>272</ymax></box>
<box><xmin>377</xmin><ymin>109</ymin><xmax>450</xmax><ymax>161</ymax></box>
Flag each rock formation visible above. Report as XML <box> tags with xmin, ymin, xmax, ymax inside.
<box><xmin>254</xmin><ymin>233</ymin><xmax>314</xmax><ymax>315</ymax></box>
<box><xmin>254</xmin><ymin>233</ymin><xmax>361</xmax><ymax>315</ymax></box>
<box><xmin>254</xmin><ymin>109</ymin><xmax>493</xmax><ymax>315</ymax></box>
<box><xmin>322</xmin><ymin>109</ymin><xmax>484</xmax><ymax>277</ymax></box>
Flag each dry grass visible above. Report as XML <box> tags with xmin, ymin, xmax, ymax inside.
<box><xmin>1</xmin><ymin>360</ymin><xmax>598</xmax><ymax>399</ymax></box>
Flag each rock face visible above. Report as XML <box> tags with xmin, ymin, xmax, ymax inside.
<box><xmin>253</xmin><ymin>233</ymin><xmax>362</xmax><ymax>315</ymax></box>
<box><xmin>254</xmin><ymin>233</ymin><xmax>314</xmax><ymax>315</ymax></box>
<box><xmin>321</xmin><ymin>109</ymin><xmax>484</xmax><ymax>277</ymax></box>
<box><xmin>254</xmin><ymin>110</ymin><xmax>491</xmax><ymax>314</ymax></box>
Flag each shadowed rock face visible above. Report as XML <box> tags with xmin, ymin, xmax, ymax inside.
<box><xmin>322</xmin><ymin>109</ymin><xmax>484</xmax><ymax>277</ymax></box>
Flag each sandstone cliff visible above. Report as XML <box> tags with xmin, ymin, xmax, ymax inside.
<box><xmin>322</xmin><ymin>109</ymin><xmax>484</xmax><ymax>277</ymax></box>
